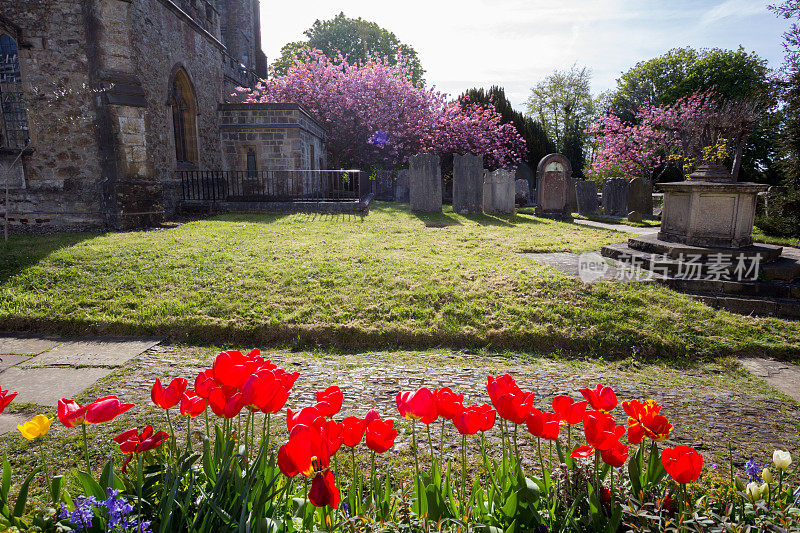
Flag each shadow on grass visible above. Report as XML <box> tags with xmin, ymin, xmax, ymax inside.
<box><xmin>411</xmin><ymin>211</ymin><xmax>462</xmax><ymax>228</ymax></box>
<box><xmin>0</xmin><ymin>233</ymin><xmax>96</xmax><ymax>284</ymax></box>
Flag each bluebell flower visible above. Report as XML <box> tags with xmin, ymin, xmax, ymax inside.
<box><xmin>59</xmin><ymin>495</ymin><xmax>98</xmax><ymax>531</ymax></box>
<box><xmin>744</xmin><ymin>455</ymin><xmax>762</xmax><ymax>483</ymax></box>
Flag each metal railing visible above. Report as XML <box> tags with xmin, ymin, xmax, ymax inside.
<box><xmin>178</xmin><ymin>170</ymin><xmax>362</xmax><ymax>203</ymax></box>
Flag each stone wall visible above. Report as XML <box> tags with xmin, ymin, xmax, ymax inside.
<box><xmin>131</xmin><ymin>0</ymin><xmax>228</xmax><ymax>217</ymax></box>
<box><xmin>218</xmin><ymin>103</ymin><xmax>327</xmax><ymax>173</ymax></box>
<box><xmin>0</xmin><ymin>0</ymin><xmax>106</xmax><ymax>231</ymax></box>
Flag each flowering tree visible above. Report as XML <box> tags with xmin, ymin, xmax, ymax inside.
<box><xmin>236</xmin><ymin>50</ymin><xmax>525</xmax><ymax>170</ymax></box>
<box><xmin>590</xmin><ymin>91</ymin><xmax>758</xmax><ymax>181</ymax></box>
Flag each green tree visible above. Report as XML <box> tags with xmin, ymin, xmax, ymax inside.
<box><xmin>271</xmin><ymin>12</ymin><xmax>425</xmax><ymax>85</ymax></box>
<box><xmin>460</xmin><ymin>86</ymin><xmax>555</xmax><ymax>170</ymax></box>
<box><xmin>525</xmin><ymin>65</ymin><xmax>595</xmax><ymax>151</ymax></box>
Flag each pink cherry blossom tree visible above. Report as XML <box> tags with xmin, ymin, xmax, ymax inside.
<box><xmin>235</xmin><ymin>50</ymin><xmax>525</xmax><ymax>170</ymax></box>
<box><xmin>591</xmin><ymin>91</ymin><xmax>758</xmax><ymax>181</ymax></box>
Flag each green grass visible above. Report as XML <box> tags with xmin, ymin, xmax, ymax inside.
<box><xmin>753</xmin><ymin>227</ymin><xmax>800</xmax><ymax>249</ymax></box>
<box><xmin>1</xmin><ymin>203</ymin><xmax>799</xmax><ymax>359</ymax></box>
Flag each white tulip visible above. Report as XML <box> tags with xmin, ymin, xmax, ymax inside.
<box><xmin>762</xmin><ymin>467</ymin><xmax>773</xmax><ymax>483</ymax></box>
<box><xmin>746</xmin><ymin>482</ymin><xmax>761</xmax><ymax>500</ymax></box>
<box><xmin>773</xmin><ymin>450</ymin><xmax>792</xmax><ymax>471</ymax></box>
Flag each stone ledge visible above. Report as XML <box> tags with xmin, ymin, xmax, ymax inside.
<box><xmin>629</xmin><ymin>233</ymin><xmax>783</xmax><ymax>263</ymax></box>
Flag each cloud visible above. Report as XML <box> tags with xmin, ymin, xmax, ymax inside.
<box><xmin>699</xmin><ymin>0</ymin><xmax>769</xmax><ymax>28</ymax></box>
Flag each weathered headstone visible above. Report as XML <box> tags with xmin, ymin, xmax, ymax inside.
<box><xmin>515</xmin><ymin>162</ymin><xmax>534</xmax><ymax>201</ymax></box>
<box><xmin>409</xmin><ymin>153</ymin><xmax>442</xmax><ymax>213</ymax></box>
<box><xmin>627</xmin><ymin>210</ymin><xmax>643</xmax><ymax>223</ymax></box>
<box><xmin>602</xmin><ymin>177</ymin><xmax>629</xmax><ymax>217</ymax></box>
<box><xmin>575</xmin><ymin>180</ymin><xmax>599</xmax><ymax>215</ymax></box>
<box><xmin>483</xmin><ymin>169</ymin><xmax>515</xmax><ymax>214</ymax></box>
<box><xmin>452</xmin><ymin>153</ymin><xmax>484</xmax><ymax>214</ymax></box>
<box><xmin>515</xmin><ymin>179</ymin><xmax>530</xmax><ymax>206</ymax></box>
<box><xmin>566</xmin><ymin>177</ymin><xmax>578</xmax><ymax>212</ymax></box>
<box><xmin>373</xmin><ymin>170</ymin><xmax>394</xmax><ymax>201</ymax></box>
<box><xmin>627</xmin><ymin>177</ymin><xmax>652</xmax><ymax>216</ymax></box>
<box><xmin>534</xmin><ymin>154</ymin><xmax>572</xmax><ymax>220</ymax></box>
<box><xmin>395</xmin><ymin>170</ymin><xmax>409</xmax><ymax>203</ymax></box>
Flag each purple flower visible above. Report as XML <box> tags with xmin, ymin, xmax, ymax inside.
<box><xmin>59</xmin><ymin>495</ymin><xmax>98</xmax><ymax>531</ymax></box>
<box><xmin>744</xmin><ymin>456</ymin><xmax>762</xmax><ymax>483</ymax></box>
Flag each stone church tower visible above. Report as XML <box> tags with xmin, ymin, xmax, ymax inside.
<box><xmin>0</xmin><ymin>0</ymin><xmax>324</xmax><ymax>232</ymax></box>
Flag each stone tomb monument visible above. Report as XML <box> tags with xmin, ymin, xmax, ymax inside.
<box><xmin>602</xmin><ymin>177</ymin><xmax>629</xmax><ymax>217</ymax></box>
<box><xmin>409</xmin><ymin>153</ymin><xmax>442</xmax><ymax>213</ymax></box>
<box><xmin>452</xmin><ymin>153</ymin><xmax>484</xmax><ymax>214</ymax></box>
<box><xmin>395</xmin><ymin>170</ymin><xmax>409</xmax><ymax>203</ymax></box>
<box><xmin>483</xmin><ymin>169</ymin><xmax>515</xmax><ymax>214</ymax></box>
<box><xmin>534</xmin><ymin>154</ymin><xmax>572</xmax><ymax>220</ymax></box>
<box><xmin>373</xmin><ymin>170</ymin><xmax>395</xmax><ymax>201</ymax></box>
<box><xmin>575</xmin><ymin>180</ymin><xmax>599</xmax><ymax>215</ymax></box>
<box><xmin>627</xmin><ymin>177</ymin><xmax>653</xmax><ymax>217</ymax></box>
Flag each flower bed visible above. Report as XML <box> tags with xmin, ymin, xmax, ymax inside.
<box><xmin>1</xmin><ymin>349</ymin><xmax>799</xmax><ymax>532</ymax></box>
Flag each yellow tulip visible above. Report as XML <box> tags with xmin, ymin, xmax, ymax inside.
<box><xmin>17</xmin><ymin>414</ymin><xmax>53</xmax><ymax>441</ymax></box>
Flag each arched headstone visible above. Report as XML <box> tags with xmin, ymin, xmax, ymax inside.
<box><xmin>534</xmin><ymin>154</ymin><xmax>573</xmax><ymax>220</ymax></box>
<box><xmin>627</xmin><ymin>177</ymin><xmax>653</xmax><ymax>216</ymax></box>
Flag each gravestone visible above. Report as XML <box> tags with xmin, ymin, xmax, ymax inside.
<box><xmin>483</xmin><ymin>169</ymin><xmax>515</xmax><ymax>214</ymax></box>
<box><xmin>409</xmin><ymin>153</ymin><xmax>442</xmax><ymax>213</ymax></box>
<box><xmin>515</xmin><ymin>179</ymin><xmax>530</xmax><ymax>206</ymax></box>
<box><xmin>602</xmin><ymin>177</ymin><xmax>629</xmax><ymax>217</ymax></box>
<box><xmin>575</xmin><ymin>180</ymin><xmax>599</xmax><ymax>215</ymax></box>
<box><xmin>452</xmin><ymin>153</ymin><xmax>484</xmax><ymax>214</ymax></box>
<box><xmin>515</xmin><ymin>162</ymin><xmax>534</xmax><ymax>201</ymax></box>
<box><xmin>534</xmin><ymin>154</ymin><xmax>572</xmax><ymax>220</ymax></box>
<box><xmin>373</xmin><ymin>170</ymin><xmax>395</xmax><ymax>201</ymax></box>
<box><xmin>566</xmin><ymin>177</ymin><xmax>578</xmax><ymax>212</ymax></box>
<box><xmin>395</xmin><ymin>170</ymin><xmax>409</xmax><ymax>203</ymax></box>
<box><xmin>627</xmin><ymin>177</ymin><xmax>652</xmax><ymax>216</ymax></box>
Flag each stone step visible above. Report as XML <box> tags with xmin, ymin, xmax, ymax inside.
<box><xmin>601</xmin><ymin>242</ymin><xmax>800</xmax><ymax>283</ymax></box>
<box><xmin>687</xmin><ymin>293</ymin><xmax>800</xmax><ymax>319</ymax></box>
<box><xmin>663</xmin><ymin>277</ymin><xmax>800</xmax><ymax>300</ymax></box>
<box><xmin>628</xmin><ymin>233</ymin><xmax>783</xmax><ymax>263</ymax></box>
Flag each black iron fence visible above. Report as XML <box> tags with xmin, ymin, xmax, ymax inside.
<box><xmin>178</xmin><ymin>170</ymin><xmax>362</xmax><ymax>203</ymax></box>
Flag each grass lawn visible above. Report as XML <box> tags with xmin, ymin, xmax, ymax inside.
<box><xmin>1</xmin><ymin>203</ymin><xmax>799</xmax><ymax>359</ymax></box>
<box><xmin>753</xmin><ymin>226</ymin><xmax>800</xmax><ymax>248</ymax></box>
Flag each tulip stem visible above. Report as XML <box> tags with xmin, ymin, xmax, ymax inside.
<box><xmin>426</xmin><ymin>423</ymin><xmax>435</xmax><ymax>466</ymax></box>
<box><xmin>439</xmin><ymin>418</ymin><xmax>446</xmax><ymax>473</ymax></box>
<box><xmin>479</xmin><ymin>434</ymin><xmax>502</xmax><ymax>500</ymax></box>
<box><xmin>778</xmin><ymin>470</ymin><xmax>784</xmax><ymax>504</ymax></box>
<box><xmin>204</xmin><ymin>409</ymin><xmax>210</xmax><ymax>438</ymax></box>
<box><xmin>537</xmin><ymin>437</ymin><xmax>545</xmax><ymax>480</ymax></box>
<box><xmin>513</xmin><ymin>423</ymin><xmax>520</xmax><ymax>472</ymax></box>
<box><xmin>186</xmin><ymin>416</ymin><xmax>192</xmax><ymax>453</ymax></box>
<box><xmin>244</xmin><ymin>411</ymin><xmax>251</xmax><ymax>462</ymax></box>
<box><xmin>370</xmin><ymin>450</ymin><xmax>376</xmax><ymax>509</ymax></box>
<box><xmin>81</xmin><ymin>423</ymin><xmax>90</xmax><ymax>472</ymax></box>
<box><xmin>461</xmin><ymin>434</ymin><xmax>467</xmax><ymax>518</ymax></box>
<box><xmin>136</xmin><ymin>453</ymin><xmax>144</xmax><ymax>533</ymax></box>
<box><xmin>411</xmin><ymin>420</ymin><xmax>422</xmax><ymax>514</ymax></box>
<box><xmin>262</xmin><ymin>413</ymin><xmax>270</xmax><ymax>455</ymax></box>
<box><xmin>38</xmin><ymin>441</ymin><xmax>47</xmax><ymax>485</ymax></box>
<box><xmin>165</xmin><ymin>408</ymin><xmax>176</xmax><ymax>465</ymax></box>
<box><xmin>610</xmin><ymin>466</ymin><xmax>615</xmax><ymax>515</ymax></box>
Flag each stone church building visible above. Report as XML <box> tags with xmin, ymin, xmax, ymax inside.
<box><xmin>0</xmin><ymin>0</ymin><xmax>327</xmax><ymax>231</ymax></box>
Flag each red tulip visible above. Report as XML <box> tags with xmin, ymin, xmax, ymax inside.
<box><xmin>58</xmin><ymin>398</ymin><xmax>88</xmax><ymax>427</ymax></box>
<box><xmin>622</xmin><ymin>399</ymin><xmax>673</xmax><ymax>444</ymax></box>
<box><xmin>552</xmin><ymin>396</ymin><xmax>587</xmax><ymax>425</ymax></box>
<box><xmin>84</xmin><ymin>396</ymin><xmax>135</xmax><ymax>424</ymax></box>
<box><xmin>242</xmin><ymin>370</ymin><xmax>292</xmax><ymax>414</ymax></box>
<box><xmin>526</xmin><ymin>409</ymin><xmax>560</xmax><ymax>441</ymax></box>
<box><xmin>571</xmin><ymin>411</ymin><xmax>626</xmax><ymax>458</ymax></box>
<box><xmin>365</xmin><ymin>418</ymin><xmax>397</xmax><ymax>453</ymax></box>
<box><xmin>287</xmin><ymin>405</ymin><xmax>323</xmax><ymax>431</ymax></box>
<box><xmin>316</xmin><ymin>386</ymin><xmax>343</xmax><ymax>418</ymax></box>
<box><xmin>208</xmin><ymin>387</ymin><xmax>244</xmax><ymax>418</ymax></box>
<box><xmin>453</xmin><ymin>403</ymin><xmax>495</xmax><ymax>435</ymax></box>
<box><xmin>0</xmin><ymin>388</ymin><xmax>17</xmax><ymax>414</ymax></box>
<box><xmin>600</xmin><ymin>487</ymin><xmax>612</xmax><ymax>508</ymax></box>
<box><xmin>113</xmin><ymin>425</ymin><xmax>170</xmax><ymax>472</ymax></box>
<box><xmin>601</xmin><ymin>442</ymin><xmax>629</xmax><ymax>467</ymax></box>
<box><xmin>661</xmin><ymin>445</ymin><xmax>703</xmax><ymax>484</ymax></box>
<box><xmin>180</xmin><ymin>390</ymin><xmax>206</xmax><ymax>417</ymax></box>
<box><xmin>322</xmin><ymin>419</ymin><xmax>344</xmax><ymax>455</ymax></box>
<box><xmin>309</xmin><ymin>470</ymin><xmax>341</xmax><ymax>508</ymax></box>
<box><xmin>580</xmin><ymin>384</ymin><xmax>618</xmax><ymax>413</ymax></box>
<box><xmin>364</xmin><ymin>408</ymin><xmax>381</xmax><ymax>424</ymax></box>
<box><xmin>277</xmin><ymin>423</ymin><xmax>330</xmax><ymax>478</ymax></box>
<box><xmin>342</xmin><ymin>416</ymin><xmax>366</xmax><ymax>447</ymax></box>
<box><xmin>194</xmin><ymin>369</ymin><xmax>216</xmax><ymax>399</ymax></box>
<box><xmin>212</xmin><ymin>350</ymin><xmax>254</xmax><ymax>389</ymax></box>
<box><xmin>487</xmin><ymin>375</ymin><xmax>535</xmax><ymax>424</ymax></box>
<box><xmin>151</xmin><ymin>378</ymin><xmax>188</xmax><ymax>410</ymax></box>
<box><xmin>396</xmin><ymin>388</ymin><xmax>438</xmax><ymax>424</ymax></box>
<box><xmin>435</xmin><ymin>387</ymin><xmax>464</xmax><ymax>421</ymax></box>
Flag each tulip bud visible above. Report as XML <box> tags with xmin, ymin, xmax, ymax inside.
<box><xmin>759</xmin><ymin>483</ymin><xmax>769</xmax><ymax>500</ymax></box>
<box><xmin>762</xmin><ymin>467</ymin><xmax>772</xmax><ymax>483</ymax></box>
<box><xmin>773</xmin><ymin>450</ymin><xmax>792</xmax><ymax>471</ymax></box>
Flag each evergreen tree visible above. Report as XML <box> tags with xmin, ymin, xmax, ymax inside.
<box><xmin>460</xmin><ymin>86</ymin><xmax>556</xmax><ymax>170</ymax></box>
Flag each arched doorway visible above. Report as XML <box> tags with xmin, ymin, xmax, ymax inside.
<box><xmin>169</xmin><ymin>68</ymin><xmax>198</xmax><ymax>166</ymax></box>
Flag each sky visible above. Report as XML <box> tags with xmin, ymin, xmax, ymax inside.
<box><xmin>259</xmin><ymin>0</ymin><xmax>792</xmax><ymax>111</ymax></box>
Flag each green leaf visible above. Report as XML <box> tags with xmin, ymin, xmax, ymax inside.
<box><xmin>628</xmin><ymin>446</ymin><xmax>642</xmax><ymax>496</ymax></box>
<box><xmin>501</xmin><ymin>490</ymin><xmax>518</xmax><ymax>517</ymax></box>
<box><xmin>12</xmin><ymin>466</ymin><xmax>40</xmax><ymax>518</ymax></box>
<box><xmin>519</xmin><ymin>477</ymin><xmax>540</xmax><ymax>503</ymax></box>
<box><xmin>50</xmin><ymin>475</ymin><xmax>63</xmax><ymax>507</ymax></box>
<box><xmin>0</xmin><ymin>454</ymin><xmax>10</xmax><ymax>502</ymax></box>
<box><xmin>75</xmin><ymin>470</ymin><xmax>105</xmax><ymax>500</ymax></box>
<box><xmin>503</xmin><ymin>519</ymin><xmax>517</xmax><ymax>533</ymax></box>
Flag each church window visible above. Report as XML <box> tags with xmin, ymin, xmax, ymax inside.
<box><xmin>170</xmin><ymin>68</ymin><xmax>198</xmax><ymax>166</ymax></box>
<box><xmin>0</xmin><ymin>33</ymin><xmax>29</xmax><ymax>149</ymax></box>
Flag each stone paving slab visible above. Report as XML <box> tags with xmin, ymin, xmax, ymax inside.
<box><xmin>0</xmin><ymin>354</ymin><xmax>33</xmax><ymax>372</ymax></box>
<box><xmin>1</xmin><ymin>366</ymin><xmax>114</xmax><ymax>407</ymax></box>
<box><xmin>573</xmin><ymin>218</ymin><xmax>659</xmax><ymax>235</ymax></box>
<box><xmin>0</xmin><ymin>334</ymin><xmax>60</xmax><ymax>355</ymax></box>
<box><xmin>519</xmin><ymin>251</ymin><xmax>656</xmax><ymax>283</ymax></box>
<box><xmin>740</xmin><ymin>358</ymin><xmax>800</xmax><ymax>403</ymax></box>
<box><xmin>20</xmin><ymin>337</ymin><xmax>161</xmax><ymax>368</ymax></box>
<box><xmin>0</xmin><ymin>413</ymin><xmax>29</xmax><ymax>436</ymax></box>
